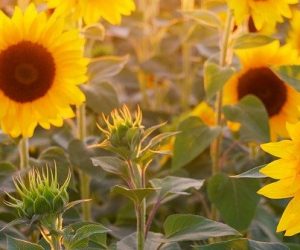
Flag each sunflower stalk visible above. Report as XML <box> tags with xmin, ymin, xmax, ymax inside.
<box><xmin>95</xmin><ymin>106</ymin><xmax>176</xmax><ymax>250</ymax></box>
<box><xmin>19</xmin><ymin>137</ymin><xmax>29</xmax><ymax>170</ymax></box>
<box><xmin>210</xmin><ymin>9</ymin><xmax>234</xmax><ymax>220</ymax></box>
<box><xmin>76</xmin><ymin>104</ymin><xmax>92</xmax><ymax>222</ymax></box>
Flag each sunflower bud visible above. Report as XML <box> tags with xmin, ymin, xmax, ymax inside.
<box><xmin>98</xmin><ymin>105</ymin><xmax>144</xmax><ymax>159</ymax></box>
<box><xmin>5</xmin><ymin>167</ymin><xmax>70</xmax><ymax>220</ymax></box>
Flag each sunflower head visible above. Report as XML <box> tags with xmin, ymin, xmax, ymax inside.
<box><xmin>287</xmin><ymin>10</ymin><xmax>300</xmax><ymax>54</ymax></box>
<box><xmin>258</xmin><ymin>122</ymin><xmax>300</xmax><ymax>236</ymax></box>
<box><xmin>5</xmin><ymin>167</ymin><xmax>70</xmax><ymax>219</ymax></box>
<box><xmin>224</xmin><ymin>41</ymin><xmax>300</xmax><ymax>139</ymax></box>
<box><xmin>227</xmin><ymin>0</ymin><xmax>297</xmax><ymax>33</ymax></box>
<box><xmin>0</xmin><ymin>4</ymin><xmax>87</xmax><ymax>138</ymax></box>
<box><xmin>45</xmin><ymin>0</ymin><xmax>136</xmax><ymax>25</ymax></box>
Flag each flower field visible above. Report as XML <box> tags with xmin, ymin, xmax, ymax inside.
<box><xmin>1</xmin><ymin>0</ymin><xmax>300</xmax><ymax>249</ymax></box>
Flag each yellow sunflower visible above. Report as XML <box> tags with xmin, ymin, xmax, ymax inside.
<box><xmin>224</xmin><ymin>41</ymin><xmax>300</xmax><ymax>140</ymax></box>
<box><xmin>0</xmin><ymin>4</ymin><xmax>87</xmax><ymax>138</ymax></box>
<box><xmin>288</xmin><ymin>10</ymin><xmax>300</xmax><ymax>54</ymax></box>
<box><xmin>227</xmin><ymin>0</ymin><xmax>297</xmax><ymax>32</ymax></box>
<box><xmin>258</xmin><ymin>122</ymin><xmax>300</xmax><ymax>236</ymax></box>
<box><xmin>45</xmin><ymin>0</ymin><xmax>136</xmax><ymax>25</ymax></box>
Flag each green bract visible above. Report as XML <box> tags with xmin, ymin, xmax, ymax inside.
<box><xmin>5</xmin><ymin>167</ymin><xmax>70</xmax><ymax>219</ymax></box>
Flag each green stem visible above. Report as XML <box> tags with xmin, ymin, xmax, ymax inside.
<box><xmin>76</xmin><ymin>104</ymin><xmax>91</xmax><ymax>221</ymax></box>
<box><xmin>211</xmin><ymin>10</ymin><xmax>233</xmax><ymax>176</ymax></box>
<box><xmin>19</xmin><ymin>137</ymin><xmax>29</xmax><ymax>170</ymax></box>
<box><xmin>211</xmin><ymin>10</ymin><xmax>233</xmax><ymax>220</ymax></box>
<box><xmin>50</xmin><ymin>215</ymin><xmax>63</xmax><ymax>250</ymax></box>
<box><xmin>136</xmin><ymin>199</ymin><xmax>146</xmax><ymax>250</ymax></box>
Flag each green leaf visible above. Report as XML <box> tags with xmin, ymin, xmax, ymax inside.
<box><xmin>233</xmin><ymin>34</ymin><xmax>275</xmax><ymax>49</ymax></box>
<box><xmin>198</xmin><ymin>238</ymin><xmax>289</xmax><ymax>250</ymax></box>
<box><xmin>63</xmin><ymin>222</ymin><xmax>110</xmax><ymax>250</ymax></box>
<box><xmin>7</xmin><ymin>236</ymin><xmax>44</xmax><ymax>250</ymax></box>
<box><xmin>172</xmin><ymin>117</ymin><xmax>221</xmax><ymax>170</ymax></box>
<box><xmin>150</xmin><ymin>176</ymin><xmax>204</xmax><ymax>200</ymax></box>
<box><xmin>204</xmin><ymin>62</ymin><xmax>235</xmax><ymax>99</ymax></box>
<box><xmin>116</xmin><ymin>232</ymin><xmax>181</xmax><ymax>250</ymax></box>
<box><xmin>111</xmin><ymin>185</ymin><xmax>158</xmax><ymax>204</ymax></box>
<box><xmin>68</xmin><ymin>139</ymin><xmax>101</xmax><ymax>177</ymax></box>
<box><xmin>89</xmin><ymin>55</ymin><xmax>128</xmax><ymax>82</ymax></box>
<box><xmin>181</xmin><ymin>9</ymin><xmax>222</xmax><ymax>28</ymax></box>
<box><xmin>223</xmin><ymin>95</ymin><xmax>270</xmax><ymax>143</ymax></box>
<box><xmin>286</xmin><ymin>243</ymin><xmax>300</xmax><ymax>250</ymax></box>
<box><xmin>163</xmin><ymin>214</ymin><xmax>240</xmax><ymax>242</ymax></box>
<box><xmin>207</xmin><ymin>173</ymin><xmax>260</xmax><ymax>231</ymax></box>
<box><xmin>231</xmin><ymin>165</ymin><xmax>266</xmax><ymax>179</ymax></box>
<box><xmin>91</xmin><ymin>156</ymin><xmax>128</xmax><ymax>179</ymax></box>
<box><xmin>272</xmin><ymin>65</ymin><xmax>300</xmax><ymax>91</ymax></box>
<box><xmin>82</xmin><ymin>82</ymin><xmax>119</xmax><ymax>114</ymax></box>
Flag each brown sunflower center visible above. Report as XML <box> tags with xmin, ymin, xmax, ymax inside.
<box><xmin>0</xmin><ymin>41</ymin><xmax>55</xmax><ymax>103</ymax></box>
<box><xmin>237</xmin><ymin>67</ymin><xmax>287</xmax><ymax>117</ymax></box>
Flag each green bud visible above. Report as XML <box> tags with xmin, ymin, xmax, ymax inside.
<box><xmin>5</xmin><ymin>167</ymin><xmax>71</xmax><ymax>219</ymax></box>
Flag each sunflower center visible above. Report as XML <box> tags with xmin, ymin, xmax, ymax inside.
<box><xmin>0</xmin><ymin>41</ymin><xmax>55</xmax><ymax>103</ymax></box>
<box><xmin>237</xmin><ymin>67</ymin><xmax>287</xmax><ymax>117</ymax></box>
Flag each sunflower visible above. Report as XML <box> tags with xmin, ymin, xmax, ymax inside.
<box><xmin>227</xmin><ymin>0</ymin><xmax>297</xmax><ymax>32</ymax></box>
<box><xmin>287</xmin><ymin>10</ymin><xmax>300</xmax><ymax>54</ymax></box>
<box><xmin>0</xmin><ymin>4</ymin><xmax>87</xmax><ymax>138</ymax></box>
<box><xmin>45</xmin><ymin>0</ymin><xmax>136</xmax><ymax>25</ymax></box>
<box><xmin>224</xmin><ymin>41</ymin><xmax>300</xmax><ymax>140</ymax></box>
<box><xmin>258</xmin><ymin>122</ymin><xmax>300</xmax><ymax>236</ymax></box>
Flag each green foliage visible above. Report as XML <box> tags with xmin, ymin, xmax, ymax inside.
<box><xmin>223</xmin><ymin>95</ymin><xmax>270</xmax><ymax>142</ymax></box>
<box><xmin>198</xmin><ymin>238</ymin><xmax>289</xmax><ymax>250</ymax></box>
<box><xmin>7</xmin><ymin>236</ymin><xmax>44</xmax><ymax>250</ymax></box>
<box><xmin>172</xmin><ymin>117</ymin><xmax>221</xmax><ymax>170</ymax></box>
<box><xmin>272</xmin><ymin>65</ymin><xmax>300</xmax><ymax>92</ymax></box>
<box><xmin>63</xmin><ymin>222</ymin><xmax>110</xmax><ymax>250</ymax></box>
<box><xmin>204</xmin><ymin>62</ymin><xmax>235</xmax><ymax>99</ymax></box>
<box><xmin>163</xmin><ymin>214</ymin><xmax>240</xmax><ymax>242</ymax></box>
<box><xmin>207</xmin><ymin>173</ymin><xmax>260</xmax><ymax>231</ymax></box>
<box><xmin>233</xmin><ymin>34</ymin><xmax>276</xmax><ymax>49</ymax></box>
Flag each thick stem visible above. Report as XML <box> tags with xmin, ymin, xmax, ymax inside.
<box><xmin>76</xmin><ymin>104</ymin><xmax>92</xmax><ymax>221</ymax></box>
<box><xmin>19</xmin><ymin>137</ymin><xmax>29</xmax><ymax>170</ymax></box>
<box><xmin>136</xmin><ymin>200</ymin><xmax>146</xmax><ymax>250</ymax></box>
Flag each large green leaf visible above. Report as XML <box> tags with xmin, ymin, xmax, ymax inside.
<box><xmin>91</xmin><ymin>156</ymin><xmax>128</xmax><ymax>179</ymax></box>
<box><xmin>150</xmin><ymin>176</ymin><xmax>204</xmax><ymax>201</ymax></box>
<box><xmin>204</xmin><ymin>62</ymin><xmax>235</xmax><ymax>99</ymax></box>
<box><xmin>82</xmin><ymin>82</ymin><xmax>119</xmax><ymax>114</ymax></box>
<box><xmin>116</xmin><ymin>232</ymin><xmax>181</xmax><ymax>250</ymax></box>
<box><xmin>111</xmin><ymin>185</ymin><xmax>158</xmax><ymax>204</ymax></box>
<box><xmin>231</xmin><ymin>165</ymin><xmax>266</xmax><ymax>179</ymax></box>
<box><xmin>181</xmin><ymin>9</ymin><xmax>222</xmax><ymax>28</ymax></box>
<box><xmin>172</xmin><ymin>117</ymin><xmax>221</xmax><ymax>170</ymax></box>
<box><xmin>63</xmin><ymin>222</ymin><xmax>110</xmax><ymax>250</ymax></box>
<box><xmin>197</xmin><ymin>238</ymin><xmax>288</xmax><ymax>250</ymax></box>
<box><xmin>223</xmin><ymin>95</ymin><xmax>270</xmax><ymax>143</ymax></box>
<box><xmin>68</xmin><ymin>139</ymin><xmax>101</xmax><ymax>177</ymax></box>
<box><xmin>88</xmin><ymin>55</ymin><xmax>128</xmax><ymax>82</ymax></box>
<box><xmin>272</xmin><ymin>65</ymin><xmax>300</xmax><ymax>92</ymax></box>
<box><xmin>207</xmin><ymin>173</ymin><xmax>260</xmax><ymax>231</ymax></box>
<box><xmin>7</xmin><ymin>236</ymin><xmax>44</xmax><ymax>250</ymax></box>
<box><xmin>233</xmin><ymin>34</ymin><xmax>275</xmax><ymax>49</ymax></box>
<box><xmin>163</xmin><ymin>214</ymin><xmax>240</xmax><ymax>242</ymax></box>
